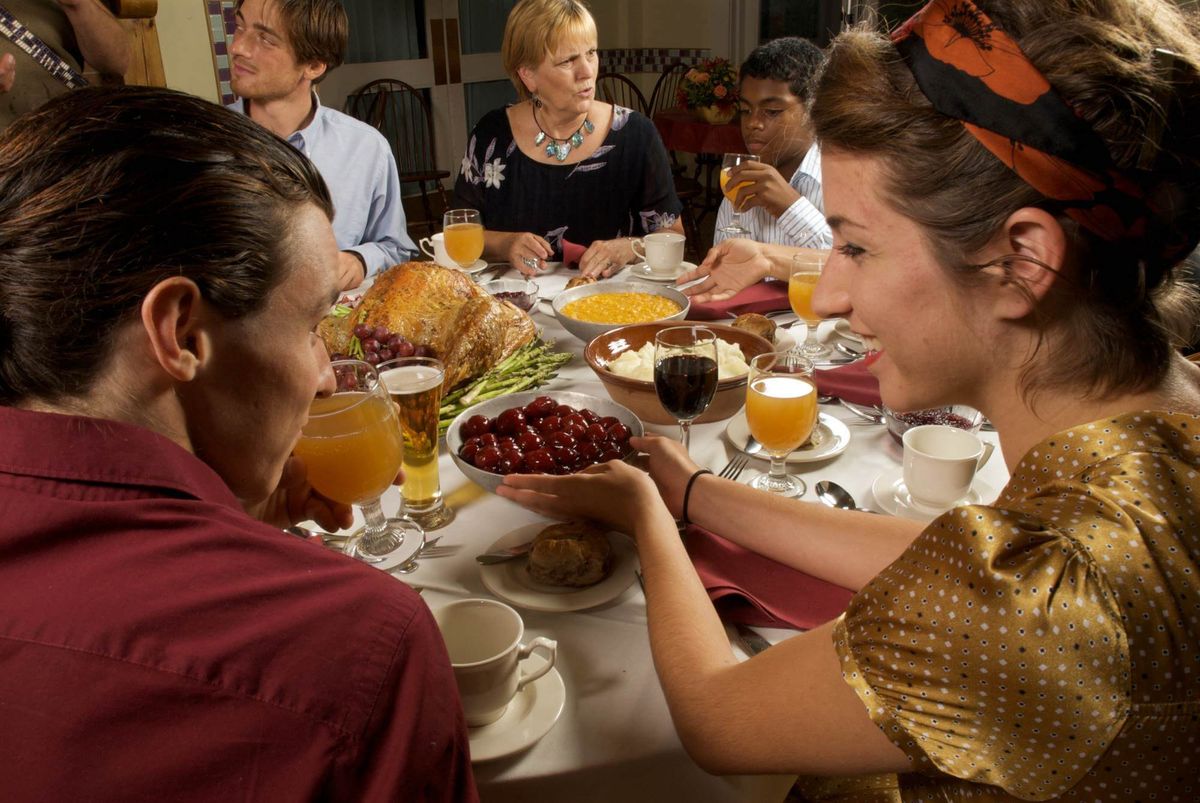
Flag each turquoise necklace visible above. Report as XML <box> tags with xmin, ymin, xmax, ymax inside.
<box><xmin>532</xmin><ymin>107</ymin><xmax>594</xmax><ymax>162</ymax></box>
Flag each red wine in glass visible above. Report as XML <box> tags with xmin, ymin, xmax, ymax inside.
<box><xmin>653</xmin><ymin>326</ymin><xmax>719</xmax><ymax>453</ymax></box>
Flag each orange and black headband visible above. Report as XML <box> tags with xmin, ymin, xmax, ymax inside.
<box><xmin>892</xmin><ymin>0</ymin><xmax>1197</xmax><ymax>265</ymax></box>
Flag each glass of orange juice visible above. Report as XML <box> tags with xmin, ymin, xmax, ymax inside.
<box><xmin>443</xmin><ymin>208</ymin><xmax>485</xmax><ymax>269</ymax></box>
<box><xmin>787</xmin><ymin>250</ymin><xmax>829</xmax><ymax>358</ymax></box>
<box><xmin>745</xmin><ymin>351</ymin><xmax>817</xmax><ymax>497</ymax></box>
<box><xmin>294</xmin><ymin>359</ymin><xmax>423</xmax><ymax>564</ymax></box>
<box><xmin>718</xmin><ymin>153</ymin><xmax>759</xmax><ymax>237</ymax></box>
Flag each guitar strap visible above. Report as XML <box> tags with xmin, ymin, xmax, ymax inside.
<box><xmin>0</xmin><ymin>4</ymin><xmax>88</xmax><ymax>89</ymax></box>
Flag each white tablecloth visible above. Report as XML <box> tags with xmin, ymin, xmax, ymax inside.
<box><xmin>342</xmin><ymin>266</ymin><xmax>1010</xmax><ymax>802</ymax></box>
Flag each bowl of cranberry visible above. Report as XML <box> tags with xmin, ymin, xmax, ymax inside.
<box><xmin>883</xmin><ymin>405</ymin><xmax>984</xmax><ymax>442</ymax></box>
<box><xmin>446</xmin><ymin>390</ymin><xmax>644</xmax><ymax>494</ymax></box>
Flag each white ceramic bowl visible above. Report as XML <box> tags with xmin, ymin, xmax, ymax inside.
<box><xmin>447</xmin><ymin>390</ymin><xmax>644</xmax><ymax>494</ymax></box>
<box><xmin>551</xmin><ymin>281</ymin><xmax>690</xmax><ymax>343</ymax></box>
<box><xmin>478</xmin><ymin>278</ymin><xmax>538</xmax><ymax>312</ymax></box>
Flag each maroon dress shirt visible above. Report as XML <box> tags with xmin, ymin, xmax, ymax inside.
<box><xmin>0</xmin><ymin>406</ymin><xmax>478</xmax><ymax>802</ymax></box>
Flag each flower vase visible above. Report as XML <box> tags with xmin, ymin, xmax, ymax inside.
<box><xmin>693</xmin><ymin>104</ymin><xmax>735</xmax><ymax>125</ymax></box>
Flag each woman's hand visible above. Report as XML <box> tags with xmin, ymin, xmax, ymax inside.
<box><xmin>678</xmin><ymin>239</ymin><xmax>772</xmax><ymax>303</ymax></box>
<box><xmin>502</xmin><ymin>231</ymin><xmax>554</xmax><ymax>277</ymax></box>
<box><xmin>243</xmin><ymin>456</ymin><xmax>355</xmax><ymax>532</ymax></box>
<box><xmin>497</xmin><ymin>459</ymin><xmax>665</xmax><ymax>535</ymax></box>
<box><xmin>632</xmin><ymin>433</ymin><xmax>701</xmax><ymax>519</ymax></box>
<box><xmin>579</xmin><ymin>237</ymin><xmax>637</xmax><ymax>279</ymax></box>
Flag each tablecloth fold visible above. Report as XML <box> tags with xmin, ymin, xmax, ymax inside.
<box><xmin>686</xmin><ymin>280</ymin><xmax>791</xmax><ymax>320</ymax></box>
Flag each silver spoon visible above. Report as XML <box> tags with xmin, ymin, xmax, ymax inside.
<box><xmin>740</xmin><ymin>433</ymin><xmax>765</xmax><ymax>456</ymax></box>
<box><xmin>834</xmin><ymin>341</ymin><xmax>864</xmax><ymax>359</ymax></box>
<box><xmin>815</xmin><ymin>480</ymin><xmax>858</xmax><ymax>510</ymax></box>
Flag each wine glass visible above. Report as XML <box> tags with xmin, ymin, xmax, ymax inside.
<box><xmin>787</xmin><ymin>251</ymin><xmax>829</xmax><ymax>358</ymax></box>
<box><xmin>293</xmin><ymin>359</ymin><xmax>424</xmax><ymax>563</ymax></box>
<box><xmin>654</xmin><ymin>326</ymin><xmax>719</xmax><ymax>453</ymax></box>
<box><xmin>745</xmin><ymin>351</ymin><xmax>817</xmax><ymax>497</ymax></box>
<box><xmin>718</xmin><ymin>153</ymin><xmax>760</xmax><ymax>237</ymax></box>
<box><xmin>442</xmin><ymin>208</ymin><xmax>485</xmax><ymax>268</ymax></box>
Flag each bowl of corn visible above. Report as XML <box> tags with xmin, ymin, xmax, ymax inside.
<box><xmin>551</xmin><ymin>281</ymin><xmax>690</xmax><ymax>343</ymax></box>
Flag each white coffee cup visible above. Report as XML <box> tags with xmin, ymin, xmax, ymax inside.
<box><xmin>901</xmin><ymin>424</ymin><xmax>995</xmax><ymax>510</ymax></box>
<box><xmin>419</xmin><ymin>232</ymin><xmax>457</xmax><ymax>268</ymax></box>
<box><xmin>433</xmin><ymin>598</ymin><xmax>557</xmax><ymax>727</ymax></box>
<box><xmin>631</xmin><ymin>231</ymin><xmax>686</xmax><ymax>275</ymax></box>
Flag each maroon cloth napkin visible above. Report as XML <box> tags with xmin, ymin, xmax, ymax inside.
<box><xmin>686</xmin><ymin>280</ymin><xmax>791</xmax><ymax>320</ymax></box>
<box><xmin>685</xmin><ymin>525</ymin><xmax>854</xmax><ymax>630</ymax></box>
<box><xmin>562</xmin><ymin>238</ymin><xmax>586</xmax><ymax>266</ymax></box>
<box><xmin>813</xmin><ymin>361</ymin><xmax>882</xmax><ymax>407</ymax></box>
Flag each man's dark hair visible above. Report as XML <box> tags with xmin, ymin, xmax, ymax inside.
<box><xmin>236</xmin><ymin>0</ymin><xmax>348</xmax><ymax>80</ymax></box>
<box><xmin>0</xmin><ymin>86</ymin><xmax>333</xmax><ymax>406</ymax></box>
<box><xmin>740</xmin><ymin>37</ymin><xmax>826</xmax><ymax>101</ymax></box>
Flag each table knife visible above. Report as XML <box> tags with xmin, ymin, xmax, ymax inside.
<box><xmin>475</xmin><ymin>541</ymin><xmax>536</xmax><ymax>565</ymax></box>
<box><xmin>735</xmin><ymin>625</ymin><xmax>771</xmax><ymax>657</ymax></box>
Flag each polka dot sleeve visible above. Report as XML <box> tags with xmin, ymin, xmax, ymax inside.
<box><xmin>832</xmin><ymin>505</ymin><xmax>1131</xmax><ymax>800</ymax></box>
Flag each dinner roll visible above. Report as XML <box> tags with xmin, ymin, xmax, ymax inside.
<box><xmin>527</xmin><ymin>521</ymin><xmax>612</xmax><ymax>587</ymax></box>
<box><xmin>731</xmin><ymin>312</ymin><xmax>776</xmax><ymax>342</ymax></box>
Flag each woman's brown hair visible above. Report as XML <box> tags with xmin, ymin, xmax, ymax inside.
<box><xmin>812</xmin><ymin>0</ymin><xmax>1200</xmax><ymax>399</ymax></box>
<box><xmin>0</xmin><ymin>86</ymin><xmax>333</xmax><ymax>406</ymax></box>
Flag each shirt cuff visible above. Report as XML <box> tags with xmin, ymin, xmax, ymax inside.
<box><xmin>346</xmin><ymin>242</ymin><xmax>410</xmax><ymax>277</ymax></box>
<box><xmin>778</xmin><ymin>197</ymin><xmax>832</xmax><ymax>249</ymax></box>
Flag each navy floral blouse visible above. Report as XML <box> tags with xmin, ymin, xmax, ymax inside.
<box><xmin>453</xmin><ymin>105</ymin><xmax>682</xmax><ymax>260</ymax></box>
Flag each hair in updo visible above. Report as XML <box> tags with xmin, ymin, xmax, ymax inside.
<box><xmin>811</xmin><ymin>0</ymin><xmax>1200</xmax><ymax>399</ymax></box>
<box><xmin>0</xmin><ymin>86</ymin><xmax>333</xmax><ymax>406</ymax></box>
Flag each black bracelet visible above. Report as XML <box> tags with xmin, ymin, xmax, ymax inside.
<box><xmin>680</xmin><ymin>469</ymin><xmax>713</xmax><ymax>527</ymax></box>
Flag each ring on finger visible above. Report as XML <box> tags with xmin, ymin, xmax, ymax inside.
<box><xmin>522</xmin><ymin>256</ymin><xmax>539</xmax><ymax>270</ymax></box>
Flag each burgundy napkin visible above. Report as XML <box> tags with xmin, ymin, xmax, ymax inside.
<box><xmin>813</xmin><ymin>361</ymin><xmax>882</xmax><ymax>407</ymax></box>
<box><xmin>685</xmin><ymin>526</ymin><xmax>854</xmax><ymax>630</ymax></box>
<box><xmin>686</xmin><ymin>280</ymin><xmax>791</xmax><ymax>320</ymax></box>
<box><xmin>562</xmin><ymin>238</ymin><xmax>586</xmax><ymax>266</ymax></box>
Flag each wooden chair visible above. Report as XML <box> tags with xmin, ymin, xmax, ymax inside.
<box><xmin>343</xmin><ymin>78</ymin><xmax>450</xmax><ymax>241</ymax></box>
<box><xmin>88</xmin><ymin>0</ymin><xmax>164</xmax><ymax>87</ymax></box>
<box><xmin>648</xmin><ymin>62</ymin><xmax>704</xmax><ymax>260</ymax></box>
<box><xmin>596</xmin><ymin>72</ymin><xmax>649</xmax><ymax>115</ymax></box>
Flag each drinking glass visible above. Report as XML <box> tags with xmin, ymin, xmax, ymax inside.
<box><xmin>718</xmin><ymin>153</ymin><xmax>759</xmax><ymax>237</ymax></box>
<box><xmin>745</xmin><ymin>351</ymin><xmax>817</xmax><ymax>497</ymax></box>
<box><xmin>443</xmin><ymin>208</ymin><xmax>485</xmax><ymax>268</ymax></box>
<box><xmin>654</xmin><ymin>326</ymin><xmax>719</xmax><ymax>453</ymax></box>
<box><xmin>787</xmin><ymin>251</ymin><xmax>829</xmax><ymax>358</ymax></box>
<box><xmin>379</xmin><ymin>356</ymin><xmax>455</xmax><ymax>530</ymax></box>
<box><xmin>294</xmin><ymin>359</ymin><xmax>423</xmax><ymax>563</ymax></box>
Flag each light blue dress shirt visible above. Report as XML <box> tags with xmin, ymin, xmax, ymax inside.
<box><xmin>228</xmin><ymin>94</ymin><xmax>417</xmax><ymax>277</ymax></box>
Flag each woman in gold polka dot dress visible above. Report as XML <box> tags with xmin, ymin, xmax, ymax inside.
<box><xmin>498</xmin><ymin>0</ymin><xmax>1200</xmax><ymax>799</ymax></box>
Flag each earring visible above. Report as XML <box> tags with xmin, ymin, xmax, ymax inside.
<box><xmin>531</xmin><ymin>92</ymin><xmax>543</xmax><ymax>109</ymax></box>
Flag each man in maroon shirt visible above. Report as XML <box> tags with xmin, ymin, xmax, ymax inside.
<box><xmin>0</xmin><ymin>86</ymin><xmax>478</xmax><ymax>801</ymax></box>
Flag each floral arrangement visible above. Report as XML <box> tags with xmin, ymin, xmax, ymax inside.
<box><xmin>675</xmin><ymin>57</ymin><xmax>739</xmax><ymax>110</ymax></box>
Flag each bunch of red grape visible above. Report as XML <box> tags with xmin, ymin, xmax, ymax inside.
<box><xmin>330</xmin><ymin>323</ymin><xmax>434</xmax><ymax>366</ymax></box>
<box><xmin>458</xmin><ymin>396</ymin><xmax>633</xmax><ymax>475</ymax></box>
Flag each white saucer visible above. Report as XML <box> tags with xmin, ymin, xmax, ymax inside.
<box><xmin>871</xmin><ymin>466</ymin><xmax>992</xmax><ymax>523</ymax></box>
<box><xmin>469</xmin><ymin>658</ymin><xmax>565</xmax><ymax>762</ymax></box>
<box><xmin>724</xmin><ymin>411</ymin><xmax>851</xmax><ymax>463</ymax></box>
<box><xmin>479</xmin><ymin>523</ymin><xmax>638</xmax><ymax>612</ymax></box>
<box><xmin>628</xmin><ymin>261</ymin><xmax>695</xmax><ymax>282</ymax></box>
<box><xmin>832</xmin><ymin>318</ymin><xmax>863</xmax><ymax>345</ymax></box>
<box><xmin>439</xmin><ymin>258</ymin><xmax>489</xmax><ymax>276</ymax></box>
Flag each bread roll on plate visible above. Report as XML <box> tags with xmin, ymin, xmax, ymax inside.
<box><xmin>527</xmin><ymin>521</ymin><xmax>612</xmax><ymax>587</ymax></box>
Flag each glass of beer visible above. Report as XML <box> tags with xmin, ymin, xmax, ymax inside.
<box><xmin>378</xmin><ymin>356</ymin><xmax>454</xmax><ymax>530</ymax></box>
<box><xmin>443</xmin><ymin>208</ymin><xmax>485</xmax><ymax>268</ymax></box>
<box><xmin>788</xmin><ymin>250</ymin><xmax>829</xmax><ymax>358</ymax></box>
<box><xmin>294</xmin><ymin>359</ymin><xmax>423</xmax><ymax>562</ymax></box>
<box><xmin>745</xmin><ymin>351</ymin><xmax>817</xmax><ymax>497</ymax></box>
<box><xmin>717</xmin><ymin>153</ymin><xmax>759</xmax><ymax>237</ymax></box>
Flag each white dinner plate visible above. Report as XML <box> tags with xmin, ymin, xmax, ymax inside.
<box><xmin>469</xmin><ymin>657</ymin><xmax>565</xmax><ymax>762</ymax></box>
<box><xmin>478</xmin><ymin>523</ymin><xmax>638</xmax><ymax>613</ymax></box>
<box><xmin>627</xmin><ymin>261</ymin><xmax>696</xmax><ymax>283</ymax></box>
<box><xmin>724</xmin><ymin>411</ymin><xmax>851</xmax><ymax>464</ymax></box>
<box><xmin>871</xmin><ymin>466</ymin><xmax>993</xmax><ymax>523</ymax></box>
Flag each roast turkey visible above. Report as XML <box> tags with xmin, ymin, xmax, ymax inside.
<box><xmin>320</xmin><ymin>262</ymin><xmax>537</xmax><ymax>391</ymax></box>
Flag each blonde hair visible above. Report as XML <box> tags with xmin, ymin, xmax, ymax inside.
<box><xmin>501</xmin><ymin>0</ymin><xmax>597</xmax><ymax>100</ymax></box>
<box><xmin>812</xmin><ymin>0</ymin><xmax>1200</xmax><ymax>400</ymax></box>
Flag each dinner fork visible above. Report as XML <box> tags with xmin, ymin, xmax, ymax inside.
<box><xmin>718</xmin><ymin>455</ymin><xmax>749</xmax><ymax>481</ymax></box>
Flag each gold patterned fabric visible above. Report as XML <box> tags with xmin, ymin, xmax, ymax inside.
<box><xmin>824</xmin><ymin>412</ymin><xmax>1200</xmax><ymax>802</ymax></box>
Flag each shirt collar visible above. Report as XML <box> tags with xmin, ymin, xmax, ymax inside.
<box><xmin>234</xmin><ymin>91</ymin><xmax>325</xmax><ymax>156</ymax></box>
<box><xmin>0</xmin><ymin>406</ymin><xmax>242</xmax><ymax>508</ymax></box>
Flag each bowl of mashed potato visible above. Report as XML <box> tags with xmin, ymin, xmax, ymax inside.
<box><xmin>584</xmin><ymin>322</ymin><xmax>775</xmax><ymax>424</ymax></box>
